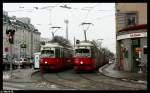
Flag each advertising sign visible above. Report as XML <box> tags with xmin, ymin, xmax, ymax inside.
<box><xmin>34</xmin><ymin>52</ymin><xmax>41</xmax><ymax>69</ymax></box>
<box><xmin>117</xmin><ymin>32</ymin><xmax>147</xmax><ymax>40</ymax></box>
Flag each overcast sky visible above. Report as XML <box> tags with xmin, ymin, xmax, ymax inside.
<box><xmin>3</xmin><ymin>3</ymin><xmax>116</xmax><ymax>53</ymax></box>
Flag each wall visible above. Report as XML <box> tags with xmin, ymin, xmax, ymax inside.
<box><xmin>3</xmin><ymin>16</ymin><xmax>41</xmax><ymax>59</ymax></box>
<box><xmin>116</xmin><ymin>3</ymin><xmax>147</xmax><ymax>24</ymax></box>
<box><xmin>116</xmin><ymin>3</ymin><xmax>147</xmax><ymax>31</ymax></box>
<box><xmin>140</xmin><ymin>37</ymin><xmax>147</xmax><ymax>72</ymax></box>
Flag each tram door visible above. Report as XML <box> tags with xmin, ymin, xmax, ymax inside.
<box><xmin>131</xmin><ymin>38</ymin><xmax>140</xmax><ymax>72</ymax></box>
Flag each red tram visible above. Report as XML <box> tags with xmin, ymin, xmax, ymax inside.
<box><xmin>73</xmin><ymin>41</ymin><xmax>107</xmax><ymax>72</ymax></box>
<box><xmin>40</xmin><ymin>43</ymin><xmax>73</xmax><ymax>72</ymax></box>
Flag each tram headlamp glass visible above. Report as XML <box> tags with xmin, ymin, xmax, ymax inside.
<box><xmin>80</xmin><ymin>61</ymin><xmax>83</xmax><ymax>64</ymax></box>
<box><xmin>45</xmin><ymin>61</ymin><xmax>48</xmax><ymax>64</ymax></box>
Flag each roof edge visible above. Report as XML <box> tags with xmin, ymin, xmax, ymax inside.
<box><xmin>118</xmin><ymin>24</ymin><xmax>147</xmax><ymax>32</ymax></box>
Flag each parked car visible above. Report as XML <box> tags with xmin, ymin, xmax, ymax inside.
<box><xmin>20</xmin><ymin>58</ymin><xmax>32</xmax><ymax>68</ymax></box>
<box><xmin>3</xmin><ymin>57</ymin><xmax>10</xmax><ymax>70</ymax></box>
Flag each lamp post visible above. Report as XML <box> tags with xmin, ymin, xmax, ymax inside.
<box><xmin>64</xmin><ymin>19</ymin><xmax>69</xmax><ymax>40</ymax></box>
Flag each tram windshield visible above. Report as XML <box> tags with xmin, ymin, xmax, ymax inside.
<box><xmin>41</xmin><ymin>50</ymin><xmax>55</xmax><ymax>58</ymax></box>
<box><xmin>75</xmin><ymin>49</ymin><xmax>91</xmax><ymax>57</ymax></box>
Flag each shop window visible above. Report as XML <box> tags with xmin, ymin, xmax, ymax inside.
<box><xmin>132</xmin><ymin>39</ymin><xmax>139</xmax><ymax>45</ymax></box>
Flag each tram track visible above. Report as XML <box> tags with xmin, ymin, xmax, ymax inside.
<box><xmin>78</xmin><ymin>71</ymin><xmax>146</xmax><ymax>90</ymax></box>
<box><xmin>31</xmin><ymin>70</ymin><xmax>78</xmax><ymax>89</ymax></box>
<box><xmin>56</xmin><ymin>70</ymin><xmax>141</xmax><ymax>89</ymax></box>
<box><xmin>31</xmin><ymin>70</ymin><xmax>146</xmax><ymax>90</ymax></box>
<box><xmin>33</xmin><ymin>70</ymin><xmax>99</xmax><ymax>89</ymax></box>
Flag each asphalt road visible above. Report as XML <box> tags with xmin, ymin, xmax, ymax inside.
<box><xmin>3</xmin><ymin>68</ymin><xmax>147</xmax><ymax>90</ymax></box>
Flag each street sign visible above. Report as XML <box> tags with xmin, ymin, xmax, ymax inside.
<box><xmin>20</xmin><ymin>43</ymin><xmax>27</xmax><ymax>48</ymax></box>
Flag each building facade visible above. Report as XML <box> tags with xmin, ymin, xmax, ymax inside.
<box><xmin>115</xmin><ymin>3</ymin><xmax>147</xmax><ymax>73</ymax></box>
<box><xmin>3</xmin><ymin>12</ymin><xmax>41</xmax><ymax>59</ymax></box>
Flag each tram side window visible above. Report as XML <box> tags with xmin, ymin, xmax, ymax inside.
<box><xmin>41</xmin><ymin>50</ymin><xmax>55</xmax><ymax>57</ymax></box>
<box><xmin>55</xmin><ymin>48</ymin><xmax>60</xmax><ymax>58</ymax></box>
<box><xmin>69</xmin><ymin>50</ymin><xmax>73</xmax><ymax>57</ymax></box>
<box><xmin>61</xmin><ymin>48</ymin><xmax>64</xmax><ymax>57</ymax></box>
<box><xmin>63</xmin><ymin>49</ymin><xmax>67</xmax><ymax>58</ymax></box>
<box><xmin>91</xmin><ymin>47</ymin><xmax>95</xmax><ymax>58</ymax></box>
<box><xmin>67</xmin><ymin>50</ymin><xmax>73</xmax><ymax>58</ymax></box>
<box><xmin>65</xmin><ymin>50</ymin><xmax>69</xmax><ymax>58</ymax></box>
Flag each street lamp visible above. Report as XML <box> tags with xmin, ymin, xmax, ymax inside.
<box><xmin>64</xmin><ymin>19</ymin><xmax>69</xmax><ymax>40</ymax></box>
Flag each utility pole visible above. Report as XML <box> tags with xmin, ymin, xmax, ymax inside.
<box><xmin>30</xmin><ymin>28</ymin><xmax>33</xmax><ymax>61</ymax></box>
<box><xmin>84</xmin><ymin>30</ymin><xmax>87</xmax><ymax>41</ymax></box>
<box><xmin>9</xmin><ymin>43</ymin><xmax>13</xmax><ymax>76</ymax></box>
<box><xmin>64</xmin><ymin>19</ymin><xmax>69</xmax><ymax>40</ymax></box>
<box><xmin>6</xmin><ymin>19</ymin><xmax>16</xmax><ymax>78</ymax></box>
<box><xmin>81</xmin><ymin>22</ymin><xmax>93</xmax><ymax>41</ymax></box>
<box><xmin>18</xmin><ymin>41</ymin><xmax>21</xmax><ymax>71</ymax></box>
<box><xmin>74</xmin><ymin>36</ymin><xmax>76</xmax><ymax>47</ymax></box>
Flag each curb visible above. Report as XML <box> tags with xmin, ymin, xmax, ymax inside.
<box><xmin>99</xmin><ymin>63</ymin><xmax>147</xmax><ymax>84</ymax></box>
<box><xmin>99</xmin><ymin>63</ymin><xmax>111</xmax><ymax>74</ymax></box>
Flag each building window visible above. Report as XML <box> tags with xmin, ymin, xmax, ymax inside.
<box><xmin>126</xmin><ymin>13</ymin><xmax>137</xmax><ymax>26</ymax></box>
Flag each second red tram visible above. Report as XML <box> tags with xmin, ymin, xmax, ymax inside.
<box><xmin>73</xmin><ymin>41</ymin><xmax>107</xmax><ymax>72</ymax></box>
<box><xmin>40</xmin><ymin>43</ymin><xmax>73</xmax><ymax>72</ymax></box>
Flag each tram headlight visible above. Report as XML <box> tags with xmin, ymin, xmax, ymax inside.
<box><xmin>80</xmin><ymin>61</ymin><xmax>83</xmax><ymax>64</ymax></box>
<box><xmin>45</xmin><ymin>61</ymin><xmax>48</xmax><ymax>64</ymax></box>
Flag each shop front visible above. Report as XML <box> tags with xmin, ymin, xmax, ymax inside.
<box><xmin>116</xmin><ymin>24</ymin><xmax>147</xmax><ymax>73</ymax></box>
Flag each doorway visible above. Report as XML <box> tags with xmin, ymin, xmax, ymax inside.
<box><xmin>131</xmin><ymin>38</ymin><xmax>140</xmax><ymax>72</ymax></box>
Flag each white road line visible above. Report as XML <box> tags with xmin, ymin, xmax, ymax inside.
<box><xmin>3</xmin><ymin>82</ymin><xmax>26</xmax><ymax>88</ymax></box>
<box><xmin>3</xmin><ymin>86</ymin><xmax>20</xmax><ymax>90</ymax></box>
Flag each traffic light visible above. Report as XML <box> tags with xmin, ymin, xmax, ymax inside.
<box><xmin>8</xmin><ymin>35</ymin><xmax>14</xmax><ymax>44</ymax></box>
<box><xmin>76</xmin><ymin>40</ymin><xmax>80</xmax><ymax>44</ymax></box>
<box><xmin>6</xmin><ymin>29</ymin><xmax>15</xmax><ymax>44</ymax></box>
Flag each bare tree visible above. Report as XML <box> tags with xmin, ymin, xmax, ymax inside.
<box><xmin>50</xmin><ymin>35</ymin><xmax>72</xmax><ymax>48</ymax></box>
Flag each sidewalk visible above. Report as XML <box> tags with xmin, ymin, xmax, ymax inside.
<box><xmin>3</xmin><ymin>68</ymin><xmax>39</xmax><ymax>83</ymax></box>
<box><xmin>99</xmin><ymin>63</ymin><xmax>147</xmax><ymax>84</ymax></box>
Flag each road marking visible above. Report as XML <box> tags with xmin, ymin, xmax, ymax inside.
<box><xmin>3</xmin><ymin>74</ymin><xmax>11</xmax><ymax>80</ymax></box>
<box><xmin>3</xmin><ymin>82</ymin><xmax>26</xmax><ymax>88</ymax></box>
<box><xmin>3</xmin><ymin>86</ymin><xmax>20</xmax><ymax>90</ymax></box>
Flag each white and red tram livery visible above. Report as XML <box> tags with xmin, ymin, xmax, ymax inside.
<box><xmin>73</xmin><ymin>41</ymin><xmax>105</xmax><ymax>72</ymax></box>
<box><xmin>40</xmin><ymin>43</ymin><xmax>73</xmax><ymax>72</ymax></box>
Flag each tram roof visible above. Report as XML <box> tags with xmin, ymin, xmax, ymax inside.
<box><xmin>43</xmin><ymin>43</ymin><xmax>63</xmax><ymax>48</ymax></box>
<box><xmin>75</xmin><ymin>42</ymin><xmax>94</xmax><ymax>47</ymax></box>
